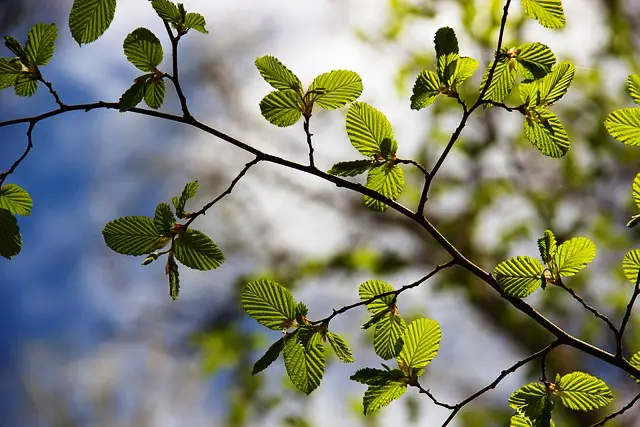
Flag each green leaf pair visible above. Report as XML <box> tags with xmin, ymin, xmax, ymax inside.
<box><xmin>0</xmin><ymin>184</ymin><xmax>32</xmax><ymax>259</ymax></box>
<box><xmin>0</xmin><ymin>23</ymin><xmax>57</xmax><ymax>97</ymax></box>
<box><xmin>241</xmin><ymin>279</ymin><xmax>354</xmax><ymax>394</ymax></box>
<box><xmin>102</xmin><ymin>181</ymin><xmax>224</xmax><ymax>300</ymax></box>
<box><xmin>255</xmin><ymin>55</ymin><xmax>363</xmax><ymax>127</ymax></box>
<box><xmin>494</xmin><ymin>229</ymin><xmax>596</xmax><ymax>298</ymax></box>
<box><xmin>119</xmin><ymin>28</ymin><xmax>166</xmax><ymax>111</ymax></box>
<box><xmin>151</xmin><ymin>0</ymin><xmax>208</xmax><ymax>35</ymax></box>
<box><xmin>328</xmin><ymin>103</ymin><xmax>405</xmax><ymax>212</ymax></box>
<box><xmin>411</xmin><ymin>27</ymin><xmax>479</xmax><ymax>110</ymax></box>
<box><xmin>605</xmin><ymin>74</ymin><xmax>640</xmax><ymax>147</ymax></box>
<box><xmin>509</xmin><ymin>371</ymin><xmax>612</xmax><ymax>426</ymax></box>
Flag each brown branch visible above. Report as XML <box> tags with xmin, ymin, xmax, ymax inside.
<box><xmin>162</xmin><ymin>20</ymin><xmax>192</xmax><ymax>119</ymax></box>
<box><xmin>589</xmin><ymin>391</ymin><xmax>640</xmax><ymax>427</ymax></box>
<box><xmin>617</xmin><ymin>270</ymin><xmax>640</xmax><ymax>358</ymax></box>
<box><xmin>0</xmin><ymin>121</ymin><xmax>35</xmax><ymax>186</ymax></box>
<box><xmin>37</xmin><ymin>77</ymin><xmax>65</xmax><ymax>108</ymax></box>
<box><xmin>555</xmin><ymin>280</ymin><xmax>618</xmax><ymax>338</ymax></box>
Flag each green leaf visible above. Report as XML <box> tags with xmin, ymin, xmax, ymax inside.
<box><xmin>536</xmin><ymin>62</ymin><xmax>574</xmax><ymax>107</ymax></box>
<box><xmin>144</xmin><ymin>78</ymin><xmax>165</xmax><ymax>109</ymax></box>
<box><xmin>151</xmin><ymin>0</ymin><xmax>181</xmax><ymax>22</ymax></box>
<box><xmin>380</xmin><ymin>138</ymin><xmax>398</xmax><ymax>159</ymax></box>
<box><xmin>123</xmin><ymin>28</ymin><xmax>163</xmax><ymax>72</ymax></box>
<box><xmin>364</xmin><ymin>164</ymin><xmax>404</xmax><ymax>212</ymax></box>
<box><xmin>346</xmin><ymin>102</ymin><xmax>394</xmax><ymax>156</ymax></box>
<box><xmin>0</xmin><ymin>184</ymin><xmax>32</xmax><ymax>216</ymax></box>
<box><xmin>410</xmin><ymin>70</ymin><xmax>441</xmax><ymax>110</ymax></box>
<box><xmin>69</xmin><ymin>0</ymin><xmax>117</xmax><ymax>45</ymax></box>
<box><xmin>153</xmin><ymin>202</ymin><xmax>175</xmax><ymax>235</ymax></box>
<box><xmin>633</xmin><ymin>173</ymin><xmax>640</xmax><ymax>209</ymax></box>
<box><xmin>184</xmin><ymin>13</ymin><xmax>208</xmax><ymax>34</ymax></box>
<box><xmin>351</xmin><ymin>368</ymin><xmax>405</xmax><ymax>385</ymax></box>
<box><xmin>255</xmin><ymin>55</ymin><xmax>302</xmax><ymax>91</ymax></box>
<box><xmin>494</xmin><ymin>256</ymin><xmax>545</xmax><ymax>298</ymax></box>
<box><xmin>172</xmin><ymin>180</ymin><xmax>198</xmax><ymax>218</ymax></box>
<box><xmin>328</xmin><ymin>160</ymin><xmax>374</xmax><ymax>177</ymax></box>
<box><xmin>628</xmin><ymin>74</ymin><xmax>640</xmax><ymax>105</ymax></box>
<box><xmin>373</xmin><ymin>312</ymin><xmax>406</xmax><ymax>360</ymax></box>
<box><xmin>295</xmin><ymin>301</ymin><xmax>308</xmax><ymax>317</ymax></box>
<box><xmin>308</xmin><ymin>70</ymin><xmax>362</xmax><ymax>110</ymax></box>
<box><xmin>0</xmin><ymin>58</ymin><xmax>23</xmax><ymax>90</ymax></box>
<box><xmin>630</xmin><ymin>351</ymin><xmax>640</xmax><ymax>383</ymax></box>
<box><xmin>397</xmin><ymin>318</ymin><xmax>441</xmax><ymax>372</ymax></box>
<box><xmin>509</xmin><ymin>382</ymin><xmax>554</xmax><ymax>422</ymax></box>
<box><xmin>444</xmin><ymin>57</ymin><xmax>479</xmax><ymax>89</ymax></box>
<box><xmin>362</xmin><ymin>381</ymin><xmax>407</xmax><ymax>415</ymax></box>
<box><xmin>515</xmin><ymin>43</ymin><xmax>555</xmax><ymax>80</ymax></box>
<box><xmin>523</xmin><ymin>108</ymin><xmax>570</xmax><ymax>158</ymax></box>
<box><xmin>521</xmin><ymin>0</ymin><xmax>566</xmax><ymax>29</ymax></box>
<box><xmin>25</xmin><ymin>23</ymin><xmax>57</xmax><ymax>66</ymax></box>
<box><xmin>510</xmin><ymin>415</ymin><xmax>556</xmax><ymax>427</ymax></box>
<box><xmin>605</xmin><ymin>108</ymin><xmax>640</xmax><ymax>146</ymax></box>
<box><xmin>13</xmin><ymin>73</ymin><xmax>38</xmax><ymax>97</ymax></box>
<box><xmin>119</xmin><ymin>79</ymin><xmax>147</xmax><ymax>112</ymax></box>
<box><xmin>241</xmin><ymin>279</ymin><xmax>297</xmax><ymax>330</ymax></box>
<box><xmin>173</xmin><ymin>229</ymin><xmax>224</xmax><ymax>270</ymax></box>
<box><xmin>252</xmin><ymin>337</ymin><xmax>286</xmax><ymax>375</ymax></box>
<box><xmin>0</xmin><ymin>209</ymin><xmax>21</xmax><ymax>259</ymax></box>
<box><xmin>556</xmin><ymin>372</ymin><xmax>612</xmax><ymax>411</ymax></box>
<box><xmin>4</xmin><ymin>36</ymin><xmax>28</xmax><ymax>63</ymax></box>
<box><xmin>553</xmin><ymin>237</ymin><xmax>596</xmax><ymax>277</ymax></box>
<box><xmin>167</xmin><ymin>254</ymin><xmax>179</xmax><ymax>300</ymax></box>
<box><xmin>434</xmin><ymin>27</ymin><xmax>459</xmax><ymax>80</ymax></box>
<box><xmin>479</xmin><ymin>57</ymin><xmax>516</xmax><ymax>103</ymax></box>
<box><xmin>622</xmin><ymin>249</ymin><xmax>640</xmax><ymax>283</ymax></box>
<box><xmin>102</xmin><ymin>216</ymin><xmax>165</xmax><ymax>256</ymax></box>
<box><xmin>537</xmin><ymin>229</ymin><xmax>557</xmax><ymax>264</ymax></box>
<box><xmin>359</xmin><ymin>280</ymin><xmax>395</xmax><ymax>314</ymax></box>
<box><xmin>283</xmin><ymin>328</ymin><xmax>326</xmax><ymax>395</ymax></box>
<box><xmin>259</xmin><ymin>90</ymin><xmax>302</xmax><ymax>127</ymax></box>
<box><xmin>327</xmin><ymin>332</ymin><xmax>354</xmax><ymax>363</ymax></box>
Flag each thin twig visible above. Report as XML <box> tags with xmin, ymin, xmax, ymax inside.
<box><xmin>310</xmin><ymin>260</ymin><xmax>456</xmax><ymax>326</ymax></box>
<box><xmin>589</xmin><ymin>391</ymin><xmax>640</xmax><ymax>427</ymax></box>
<box><xmin>38</xmin><ymin>77</ymin><xmax>65</xmax><ymax>108</ymax></box>
<box><xmin>395</xmin><ymin>158</ymin><xmax>429</xmax><ymax>178</ymax></box>
<box><xmin>414</xmin><ymin>383</ymin><xmax>456</xmax><ymax>409</ymax></box>
<box><xmin>481</xmin><ymin>100</ymin><xmax>520</xmax><ymax>112</ymax></box>
<box><xmin>555</xmin><ymin>280</ymin><xmax>619</xmax><ymax>338</ymax></box>
<box><xmin>0</xmin><ymin>121</ymin><xmax>35</xmax><ymax>186</ymax></box>
<box><xmin>184</xmin><ymin>156</ymin><xmax>263</xmax><ymax>228</ymax></box>
<box><xmin>440</xmin><ymin>340</ymin><xmax>562</xmax><ymax>427</ymax></box>
<box><xmin>162</xmin><ymin>20</ymin><xmax>192</xmax><ymax>119</ymax></box>
<box><xmin>617</xmin><ymin>270</ymin><xmax>640</xmax><ymax>357</ymax></box>
<box><xmin>303</xmin><ymin>114</ymin><xmax>315</xmax><ymax>168</ymax></box>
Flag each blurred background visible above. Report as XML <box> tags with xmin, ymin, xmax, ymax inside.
<box><xmin>1</xmin><ymin>0</ymin><xmax>640</xmax><ymax>425</ymax></box>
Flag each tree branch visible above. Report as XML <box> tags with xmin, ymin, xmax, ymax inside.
<box><xmin>617</xmin><ymin>270</ymin><xmax>640</xmax><ymax>357</ymax></box>
<box><xmin>555</xmin><ymin>280</ymin><xmax>618</xmax><ymax>338</ymax></box>
<box><xmin>162</xmin><ymin>20</ymin><xmax>192</xmax><ymax>119</ymax></box>
<box><xmin>37</xmin><ymin>77</ymin><xmax>65</xmax><ymax>108</ymax></box>
<box><xmin>589</xmin><ymin>391</ymin><xmax>640</xmax><ymax>427</ymax></box>
<box><xmin>303</xmin><ymin>114</ymin><xmax>315</xmax><ymax>168</ymax></box>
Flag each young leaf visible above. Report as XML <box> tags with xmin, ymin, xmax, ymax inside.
<box><xmin>255</xmin><ymin>55</ymin><xmax>302</xmax><ymax>91</ymax></box>
<box><xmin>364</xmin><ymin>164</ymin><xmax>404</xmax><ymax>212</ymax></box>
<box><xmin>4</xmin><ymin>36</ymin><xmax>28</xmax><ymax>64</ymax></box>
<box><xmin>397</xmin><ymin>318</ymin><xmax>441</xmax><ymax>372</ymax></box>
<box><xmin>308</xmin><ymin>70</ymin><xmax>363</xmax><ymax>110</ymax></box>
<box><xmin>0</xmin><ymin>58</ymin><xmax>23</xmax><ymax>90</ymax></box>
<box><xmin>359</xmin><ymin>280</ymin><xmax>395</xmax><ymax>314</ymax></box>
<box><xmin>151</xmin><ymin>0</ymin><xmax>181</xmax><ymax>23</ymax></box>
<box><xmin>515</xmin><ymin>42</ymin><xmax>555</xmax><ymax>80</ymax></box>
<box><xmin>153</xmin><ymin>202</ymin><xmax>175</xmax><ymax>235</ymax></box>
<box><xmin>283</xmin><ymin>328</ymin><xmax>326</xmax><ymax>394</ymax></box>
<box><xmin>25</xmin><ymin>23</ymin><xmax>58</xmax><ymax>67</ymax></box>
<box><xmin>509</xmin><ymin>382</ymin><xmax>554</xmax><ymax>422</ymax></box>
<box><xmin>346</xmin><ymin>102</ymin><xmax>394</xmax><ymax>156</ymax></box>
<box><xmin>373</xmin><ymin>312</ymin><xmax>406</xmax><ymax>360</ymax></box>
<box><xmin>69</xmin><ymin>0</ymin><xmax>117</xmax><ymax>45</ymax></box>
<box><xmin>536</xmin><ymin>62</ymin><xmax>574</xmax><ymax>107</ymax></box>
<box><xmin>622</xmin><ymin>249</ymin><xmax>640</xmax><ymax>283</ymax></box>
<box><xmin>633</xmin><ymin>173</ymin><xmax>640</xmax><ymax>209</ymax></box>
<box><xmin>523</xmin><ymin>108</ymin><xmax>570</xmax><ymax>158</ymax></box>
<box><xmin>410</xmin><ymin>70</ymin><xmax>441</xmax><ymax>110</ymax></box>
<box><xmin>362</xmin><ymin>381</ymin><xmax>407</xmax><ymax>415</ymax></box>
<box><xmin>144</xmin><ymin>78</ymin><xmax>165</xmax><ymax>109</ymax></box>
<box><xmin>555</xmin><ymin>372</ymin><xmax>612</xmax><ymax>411</ymax></box>
<box><xmin>434</xmin><ymin>27</ymin><xmax>459</xmax><ymax>79</ymax></box>
<box><xmin>172</xmin><ymin>180</ymin><xmax>198</xmax><ymax>218</ymax></box>
<box><xmin>327</xmin><ymin>332</ymin><xmax>354</xmax><ymax>363</ymax></box>
<box><xmin>241</xmin><ymin>279</ymin><xmax>297</xmax><ymax>330</ymax></box>
<box><xmin>173</xmin><ymin>229</ymin><xmax>224</xmax><ymax>270</ymax></box>
<box><xmin>628</xmin><ymin>74</ymin><xmax>640</xmax><ymax>105</ymax></box>
<box><xmin>494</xmin><ymin>256</ymin><xmax>545</xmax><ymax>298</ymax></box>
<box><xmin>259</xmin><ymin>90</ymin><xmax>302</xmax><ymax>127</ymax></box>
<box><xmin>295</xmin><ymin>301</ymin><xmax>308</xmax><ymax>317</ymax></box>
<box><xmin>479</xmin><ymin>57</ymin><xmax>516</xmax><ymax>103</ymax></box>
<box><xmin>167</xmin><ymin>254</ymin><xmax>179</xmax><ymax>300</ymax></box>
<box><xmin>0</xmin><ymin>209</ymin><xmax>21</xmax><ymax>259</ymax></box>
<box><xmin>327</xmin><ymin>160</ymin><xmax>374</xmax><ymax>177</ymax></box>
<box><xmin>379</xmin><ymin>138</ymin><xmax>398</xmax><ymax>160</ymax></box>
<box><xmin>0</xmin><ymin>184</ymin><xmax>32</xmax><ymax>216</ymax></box>
<box><xmin>123</xmin><ymin>28</ymin><xmax>163</xmax><ymax>72</ymax></box>
<box><xmin>605</xmin><ymin>108</ymin><xmax>640</xmax><ymax>146</ymax></box>
<box><xmin>351</xmin><ymin>368</ymin><xmax>405</xmax><ymax>385</ymax></box>
<box><xmin>14</xmin><ymin>74</ymin><xmax>38</xmax><ymax>97</ymax></box>
<box><xmin>537</xmin><ymin>229</ymin><xmax>557</xmax><ymax>264</ymax></box>
<box><xmin>102</xmin><ymin>216</ymin><xmax>165</xmax><ymax>256</ymax></box>
<box><xmin>521</xmin><ymin>0</ymin><xmax>566</xmax><ymax>29</ymax></box>
<box><xmin>444</xmin><ymin>57</ymin><xmax>479</xmax><ymax>89</ymax></box>
<box><xmin>119</xmin><ymin>79</ymin><xmax>147</xmax><ymax>112</ymax></box>
<box><xmin>184</xmin><ymin>13</ymin><xmax>208</xmax><ymax>33</ymax></box>
<box><xmin>553</xmin><ymin>237</ymin><xmax>596</xmax><ymax>277</ymax></box>
<box><xmin>252</xmin><ymin>336</ymin><xmax>286</xmax><ymax>375</ymax></box>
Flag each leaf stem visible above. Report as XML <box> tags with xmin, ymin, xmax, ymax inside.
<box><xmin>0</xmin><ymin>121</ymin><xmax>35</xmax><ymax>186</ymax></box>
<box><xmin>395</xmin><ymin>158</ymin><xmax>429</xmax><ymax>178</ymax></box>
<box><xmin>162</xmin><ymin>20</ymin><xmax>192</xmax><ymax>119</ymax></box>
<box><xmin>38</xmin><ymin>77</ymin><xmax>65</xmax><ymax>108</ymax></box>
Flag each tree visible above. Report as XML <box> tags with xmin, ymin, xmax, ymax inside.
<box><xmin>2</xmin><ymin>0</ymin><xmax>640</xmax><ymax>425</ymax></box>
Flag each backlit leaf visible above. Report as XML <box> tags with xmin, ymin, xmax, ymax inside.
<box><xmin>434</xmin><ymin>27</ymin><xmax>459</xmax><ymax>79</ymax></box>
<box><xmin>123</xmin><ymin>28</ymin><xmax>163</xmax><ymax>72</ymax></box>
<box><xmin>327</xmin><ymin>332</ymin><xmax>354</xmax><ymax>363</ymax></box>
<box><xmin>373</xmin><ymin>312</ymin><xmax>406</xmax><ymax>360</ymax></box>
<box><xmin>308</xmin><ymin>70</ymin><xmax>362</xmax><ymax>110</ymax></box>
<box><xmin>102</xmin><ymin>216</ymin><xmax>165</xmax><ymax>256</ymax></box>
<box><xmin>0</xmin><ymin>184</ymin><xmax>32</xmax><ymax>216</ymax></box>
<box><xmin>622</xmin><ymin>249</ymin><xmax>640</xmax><ymax>283</ymax></box>
<box><xmin>479</xmin><ymin>57</ymin><xmax>516</xmax><ymax>103</ymax></box>
<box><xmin>241</xmin><ymin>279</ymin><xmax>297</xmax><ymax>330</ymax></box>
<box><xmin>523</xmin><ymin>108</ymin><xmax>570</xmax><ymax>157</ymax></box>
<box><xmin>515</xmin><ymin>42</ymin><xmax>555</xmax><ymax>80</ymax></box>
<box><xmin>69</xmin><ymin>0</ymin><xmax>117</xmax><ymax>45</ymax></box>
<box><xmin>364</xmin><ymin>164</ymin><xmax>404</xmax><ymax>212</ymax></box>
<box><xmin>173</xmin><ymin>229</ymin><xmax>224</xmax><ymax>270</ymax></box>
<box><xmin>494</xmin><ymin>256</ymin><xmax>545</xmax><ymax>298</ymax></box>
<box><xmin>328</xmin><ymin>160</ymin><xmax>375</xmax><ymax>177</ymax></box>
<box><xmin>397</xmin><ymin>318</ymin><xmax>441</xmax><ymax>372</ymax></box>
<box><xmin>283</xmin><ymin>328</ymin><xmax>326</xmax><ymax>394</ymax></box>
<box><xmin>605</xmin><ymin>108</ymin><xmax>640</xmax><ymax>146</ymax></box>
<box><xmin>25</xmin><ymin>23</ymin><xmax>57</xmax><ymax>66</ymax></box>
<box><xmin>255</xmin><ymin>55</ymin><xmax>302</xmax><ymax>91</ymax></box>
<box><xmin>362</xmin><ymin>381</ymin><xmax>407</xmax><ymax>415</ymax></box>
<box><xmin>346</xmin><ymin>102</ymin><xmax>394</xmax><ymax>156</ymax></box>
<box><xmin>153</xmin><ymin>202</ymin><xmax>175</xmax><ymax>235</ymax></box>
<box><xmin>172</xmin><ymin>180</ymin><xmax>198</xmax><ymax>218</ymax></box>
<box><xmin>553</xmin><ymin>237</ymin><xmax>596</xmax><ymax>277</ymax></box>
<box><xmin>259</xmin><ymin>90</ymin><xmax>302</xmax><ymax>127</ymax></box>
<box><xmin>537</xmin><ymin>229</ymin><xmax>556</xmax><ymax>264</ymax></box>
<box><xmin>556</xmin><ymin>372</ymin><xmax>612</xmax><ymax>411</ymax></box>
<box><xmin>521</xmin><ymin>0</ymin><xmax>566</xmax><ymax>29</ymax></box>
<box><xmin>184</xmin><ymin>13</ymin><xmax>208</xmax><ymax>33</ymax></box>
<box><xmin>628</xmin><ymin>74</ymin><xmax>640</xmax><ymax>105</ymax></box>
<box><xmin>410</xmin><ymin>70</ymin><xmax>441</xmax><ymax>110</ymax></box>
<box><xmin>144</xmin><ymin>78</ymin><xmax>165</xmax><ymax>109</ymax></box>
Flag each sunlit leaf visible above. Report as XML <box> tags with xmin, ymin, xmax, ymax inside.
<box><xmin>554</xmin><ymin>237</ymin><xmax>596</xmax><ymax>277</ymax></box>
<box><xmin>144</xmin><ymin>78</ymin><xmax>165</xmax><ymax>109</ymax></box>
<box><xmin>521</xmin><ymin>0</ymin><xmax>566</xmax><ymax>29</ymax></box>
<box><xmin>633</xmin><ymin>173</ymin><xmax>640</xmax><ymax>209</ymax></box>
<box><xmin>173</xmin><ymin>229</ymin><xmax>224</xmax><ymax>270</ymax></box>
<box><xmin>515</xmin><ymin>42</ymin><xmax>555</xmax><ymax>80</ymax></box>
<box><xmin>362</xmin><ymin>381</ymin><xmax>407</xmax><ymax>415</ymax></box>
<box><xmin>359</xmin><ymin>280</ymin><xmax>395</xmax><ymax>314</ymax></box>
<box><xmin>151</xmin><ymin>0</ymin><xmax>181</xmax><ymax>23</ymax></box>
<box><xmin>13</xmin><ymin>74</ymin><xmax>38</xmax><ymax>97</ymax></box>
<box><xmin>536</xmin><ymin>62</ymin><xmax>574</xmax><ymax>106</ymax></box>
<box><xmin>444</xmin><ymin>57</ymin><xmax>479</xmax><ymax>89</ymax></box>
<box><xmin>102</xmin><ymin>216</ymin><xmax>165</xmax><ymax>256</ymax></box>
<box><xmin>434</xmin><ymin>27</ymin><xmax>459</xmax><ymax>79</ymax></box>
<box><xmin>0</xmin><ymin>58</ymin><xmax>22</xmax><ymax>90</ymax></box>
<box><xmin>364</xmin><ymin>164</ymin><xmax>404</xmax><ymax>212</ymax></box>
<box><xmin>509</xmin><ymin>382</ymin><xmax>554</xmax><ymax>422</ymax></box>
<box><xmin>605</xmin><ymin>108</ymin><xmax>640</xmax><ymax>146</ymax></box>
<box><xmin>523</xmin><ymin>108</ymin><xmax>570</xmax><ymax>158</ymax></box>
<box><xmin>397</xmin><ymin>318</ymin><xmax>441</xmax><ymax>372</ymax></box>
<box><xmin>628</xmin><ymin>74</ymin><xmax>640</xmax><ymax>105</ymax></box>
<box><xmin>556</xmin><ymin>372</ymin><xmax>612</xmax><ymax>411</ymax></box>
<box><xmin>255</xmin><ymin>55</ymin><xmax>302</xmax><ymax>91</ymax></box>
<box><xmin>410</xmin><ymin>70</ymin><xmax>441</xmax><ymax>110</ymax></box>
<box><xmin>479</xmin><ymin>57</ymin><xmax>516</xmax><ymax>103</ymax></box>
<box><xmin>622</xmin><ymin>249</ymin><xmax>640</xmax><ymax>283</ymax></box>
<box><xmin>327</xmin><ymin>332</ymin><xmax>354</xmax><ymax>363</ymax></box>
<box><xmin>308</xmin><ymin>70</ymin><xmax>363</xmax><ymax>110</ymax></box>
<box><xmin>0</xmin><ymin>184</ymin><xmax>32</xmax><ymax>216</ymax></box>
<box><xmin>537</xmin><ymin>229</ymin><xmax>556</xmax><ymax>264</ymax></box>
<box><xmin>346</xmin><ymin>102</ymin><xmax>394</xmax><ymax>156</ymax></box>
<box><xmin>259</xmin><ymin>90</ymin><xmax>302</xmax><ymax>127</ymax></box>
<box><xmin>241</xmin><ymin>279</ymin><xmax>297</xmax><ymax>330</ymax></box>
<box><xmin>373</xmin><ymin>312</ymin><xmax>406</xmax><ymax>360</ymax></box>
<box><xmin>25</xmin><ymin>23</ymin><xmax>57</xmax><ymax>66</ymax></box>
<box><xmin>123</xmin><ymin>28</ymin><xmax>163</xmax><ymax>72</ymax></box>
<box><xmin>69</xmin><ymin>0</ymin><xmax>117</xmax><ymax>45</ymax></box>
<box><xmin>153</xmin><ymin>202</ymin><xmax>175</xmax><ymax>235</ymax></box>
<box><xmin>283</xmin><ymin>328</ymin><xmax>326</xmax><ymax>394</ymax></box>
<box><xmin>494</xmin><ymin>256</ymin><xmax>545</xmax><ymax>298</ymax></box>
<box><xmin>184</xmin><ymin>13</ymin><xmax>208</xmax><ymax>33</ymax></box>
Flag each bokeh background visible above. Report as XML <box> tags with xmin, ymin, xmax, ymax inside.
<box><xmin>2</xmin><ymin>0</ymin><xmax>640</xmax><ymax>425</ymax></box>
